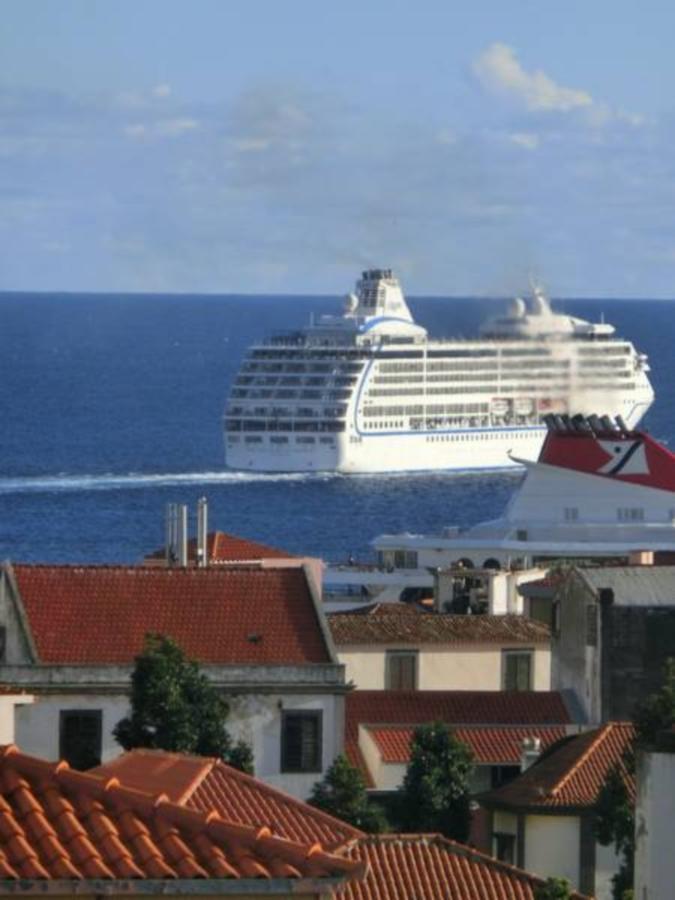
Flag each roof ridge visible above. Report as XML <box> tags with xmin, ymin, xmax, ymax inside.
<box><xmin>549</xmin><ymin>722</ymin><xmax>617</xmax><ymax>798</ymax></box>
<box><xmin>10</xmin><ymin>562</ymin><xmax>299</xmax><ymax>574</ymax></box>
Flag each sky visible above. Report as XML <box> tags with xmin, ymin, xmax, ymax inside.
<box><xmin>2</xmin><ymin>1</ymin><xmax>675</xmax><ymax>297</ymax></box>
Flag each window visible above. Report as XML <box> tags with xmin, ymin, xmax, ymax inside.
<box><xmin>564</xmin><ymin>507</ymin><xmax>579</xmax><ymax>521</ymax></box>
<box><xmin>493</xmin><ymin>832</ymin><xmax>516</xmax><ymax>864</ymax></box>
<box><xmin>281</xmin><ymin>711</ymin><xmax>322</xmax><ymax>773</ymax></box>
<box><xmin>0</xmin><ymin>626</ymin><xmax>6</xmax><ymax>663</ymax></box>
<box><xmin>617</xmin><ymin>507</ymin><xmax>644</xmax><ymax>522</ymax></box>
<box><xmin>404</xmin><ymin>551</ymin><xmax>418</xmax><ymax>569</ymax></box>
<box><xmin>386</xmin><ymin>651</ymin><xmax>418</xmax><ymax>690</ymax></box>
<box><xmin>59</xmin><ymin>710</ymin><xmax>102</xmax><ymax>770</ymax></box>
<box><xmin>503</xmin><ymin>651</ymin><xmax>532</xmax><ymax>691</ymax></box>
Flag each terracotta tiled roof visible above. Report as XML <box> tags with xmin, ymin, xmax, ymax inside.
<box><xmin>92</xmin><ymin>750</ymin><xmax>363</xmax><ymax>851</ymax></box>
<box><xmin>366</xmin><ymin>725</ymin><xmax>569</xmax><ymax>765</ymax></box>
<box><xmin>328</xmin><ymin>611</ymin><xmax>550</xmax><ymax>645</ymax></box>
<box><xmin>480</xmin><ymin>722</ymin><xmax>636</xmax><ymax>811</ymax></box>
<box><xmin>0</xmin><ymin>745</ymin><xmax>364</xmax><ymax>885</ymax></box>
<box><xmin>9</xmin><ymin>563</ymin><xmax>331</xmax><ymax>665</ymax></box>
<box><xmin>345</xmin><ymin>691</ymin><xmax>572</xmax><ymax>786</ymax></box>
<box><xmin>334</xmin><ymin>835</ymin><xmax>591</xmax><ymax>899</ymax></box>
<box><xmin>145</xmin><ymin>531</ymin><xmax>295</xmax><ymax>564</ymax></box>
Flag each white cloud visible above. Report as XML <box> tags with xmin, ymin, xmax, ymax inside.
<box><xmin>155</xmin><ymin>117</ymin><xmax>198</xmax><ymax>136</ymax></box>
<box><xmin>473</xmin><ymin>43</ymin><xmax>593</xmax><ymax>112</ymax></box>
<box><xmin>124</xmin><ymin>118</ymin><xmax>198</xmax><ymax>139</ymax></box>
<box><xmin>232</xmin><ymin>137</ymin><xmax>271</xmax><ymax>153</ymax></box>
<box><xmin>152</xmin><ymin>84</ymin><xmax>172</xmax><ymax>99</ymax></box>
<box><xmin>509</xmin><ymin>132</ymin><xmax>540</xmax><ymax>150</ymax></box>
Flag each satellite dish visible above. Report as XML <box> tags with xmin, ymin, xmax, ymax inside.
<box><xmin>509</xmin><ymin>297</ymin><xmax>526</xmax><ymax>318</ymax></box>
<box><xmin>344</xmin><ymin>292</ymin><xmax>358</xmax><ymax>313</ymax></box>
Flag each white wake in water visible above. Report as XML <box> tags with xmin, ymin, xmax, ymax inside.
<box><xmin>0</xmin><ymin>470</ymin><xmax>337</xmax><ymax>494</ymax></box>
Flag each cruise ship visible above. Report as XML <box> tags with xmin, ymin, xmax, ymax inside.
<box><xmin>224</xmin><ymin>270</ymin><xmax>654</xmax><ymax>473</ymax></box>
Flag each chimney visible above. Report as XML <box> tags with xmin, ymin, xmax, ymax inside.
<box><xmin>197</xmin><ymin>497</ymin><xmax>208</xmax><ymax>568</ymax></box>
<box><xmin>628</xmin><ymin>550</ymin><xmax>654</xmax><ymax>566</ymax></box>
<box><xmin>520</xmin><ymin>736</ymin><xmax>542</xmax><ymax>771</ymax></box>
<box><xmin>165</xmin><ymin>503</ymin><xmax>178</xmax><ymax>566</ymax></box>
<box><xmin>175</xmin><ymin>504</ymin><xmax>188</xmax><ymax>567</ymax></box>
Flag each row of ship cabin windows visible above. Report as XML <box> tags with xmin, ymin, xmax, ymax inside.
<box><xmin>229</xmin><ymin>435</ymin><xmax>336</xmax><ymax>446</ymax></box>
<box><xmin>58</xmin><ymin>709</ymin><xmax>323</xmax><ymax>774</ymax></box>
<box><xmin>385</xmin><ymin>649</ymin><xmax>533</xmax><ymax>691</ymax></box>
<box><xmin>565</xmin><ymin>507</ymin><xmax>664</xmax><ymax>522</ymax></box>
<box><xmin>426</xmin><ymin>431</ymin><xmax>534</xmax><ymax>442</ymax></box>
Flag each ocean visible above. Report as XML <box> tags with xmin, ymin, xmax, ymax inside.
<box><xmin>0</xmin><ymin>292</ymin><xmax>673</xmax><ymax>565</ymax></box>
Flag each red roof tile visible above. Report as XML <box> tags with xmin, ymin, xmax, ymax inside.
<box><xmin>145</xmin><ymin>531</ymin><xmax>296</xmax><ymax>564</ymax></box>
<box><xmin>0</xmin><ymin>745</ymin><xmax>364</xmax><ymax>886</ymax></box>
<box><xmin>480</xmin><ymin>722</ymin><xmax>636</xmax><ymax>811</ymax></box>
<box><xmin>334</xmin><ymin>835</ymin><xmax>591</xmax><ymax>899</ymax></box>
<box><xmin>345</xmin><ymin>691</ymin><xmax>572</xmax><ymax>785</ymax></box>
<box><xmin>92</xmin><ymin>750</ymin><xmax>363</xmax><ymax>851</ymax></box>
<box><xmin>9</xmin><ymin>564</ymin><xmax>331</xmax><ymax>665</ymax></box>
<box><xmin>328</xmin><ymin>611</ymin><xmax>550</xmax><ymax>645</ymax></box>
<box><xmin>366</xmin><ymin>725</ymin><xmax>569</xmax><ymax>765</ymax></box>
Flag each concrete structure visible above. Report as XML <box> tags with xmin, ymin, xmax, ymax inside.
<box><xmin>324</xmin><ymin>563</ymin><xmax>546</xmax><ymax>613</ymax></box>
<box><xmin>634</xmin><ymin>727</ymin><xmax>675</xmax><ymax>900</ymax></box>
<box><xmin>551</xmin><ymin>566</ymin><xmax>675</xmax><ymax>722</ymax></box>
<box><xmin>480</xmin><ymin>722</ymin><xmax>633</xmax><ymax>899</ymax></box>
<box><xmin>328</xmin><ymin>603</ymin><xmax>551</xmax><ymax>691</ymax></box>
<box><xmin>0</xmin><ymin>562</ymin><xmax>346</xmax><ymax>799</ymax></box>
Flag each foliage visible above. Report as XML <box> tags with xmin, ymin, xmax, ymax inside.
<box><xmin>114</xmin><ymin>633</ymin><xmax>253</xmax><ymax>773</ymax></box>
<box><xmin>398</xmin><ymin>721</ymin><xmax>474</xmax><ymax>842</ymax></box>
<box><xmin>533</xmin><ymin>876</ymin><xmax>573</xmax><ymax>899</ymax></box>
<box><xmin>632</xmin><ymin>658</ymin><xmax>675</xmax><ymax>747</ymax></box>
<box><xmin>595</xmin><ymin>659</ymin><xmax>675</xmax><ymax>900</ymax></box>
<box><xmin>309</xmin><ymin>755</ymin><xmax>387</xmax><ymax>833</ymax></box>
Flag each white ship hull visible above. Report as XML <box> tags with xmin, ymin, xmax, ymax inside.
<box><xmin>226</xmin><ymin>427</ymin><xmax>545</xmax><ymax>473</ymax></box>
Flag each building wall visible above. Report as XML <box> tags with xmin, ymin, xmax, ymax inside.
<box><xmin>0</xmin><ymin>695</ymin><xmax>33</xmax><ymax>743</ymax></box>
<box><xmin>524</xmin><ymin>814</ymin><xmax>580</xmax><ymax>887</ymax></box>
<box><xmin>338</xmin><ymin>644</ymin><xmax>550</xmax><ymax>691</ymax></box>
<box><xmin>604</xmin><ymin>606</ymin><xmax>675</xmax><ymax>720</ymax></box>
<box><xmin>551</xmin><ymin>575</ymin><xmax>598</xmax><ymax>722</ymax></box>
<box><xmin>14</xmin><ymin>690</ymin><xmax>343</xmax><ymax>800</ymax></box>
<box><xmin>15</xmin><ymin>693</ymin><xmax>129</xmax><ymax>763</ymax></box>
<box><xmin>594</xmin><ymin>840</ymin><xmax>622</xmax><ymax>900</ymax></box>
<box><xmin>635</xmin><ymin>748</ymin><xmax>675</xmax><ymax>900</ymax></box>
<box><xmin>227</xmin><ymin>692</ymin><xmax>344</xmax><ymax>799</ymax></box>
<box><xmin>0</xmin><ymin>572</ymin><xmax>36</xmax><ymax>664</ymax></box>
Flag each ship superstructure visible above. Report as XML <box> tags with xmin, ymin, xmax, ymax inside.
<box><xmin>374</xmin><ymin>415</ymin><xmax>675</xmax><ymax>571</ymax></box>
<box><xmin>224</xmin><ymin>270</ymin><xmax>654</xmax><ymax>473</ymax></box>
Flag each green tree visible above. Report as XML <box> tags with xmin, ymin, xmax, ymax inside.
<box><xmin>533</xmin><ymin>877</ymin><xmax>573</xmax><ymax>900</ymax></box>
<box><xmin>309</xmin><ymin>754</ymin><xmax>387</xmax><ymax>832</ymax></box>
<box><xmin>114</xmin><ymin>633</ymin><xmax>253</xmax><ymax>773</ymax></box>
<box><xmin>398</xmin><ymin>721</ymin><xmax>474</xmax><ymax>841</ymax></box>
<box><xmin>595</xmin><ymin>659</ymin><xmax>675</xmax><ymax>900</ymax></box>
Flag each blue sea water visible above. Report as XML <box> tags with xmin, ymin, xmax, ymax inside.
<box><xmin>0</xmin><ymin>292</ymin><xmax>673</xmax><ymax>564</ymax></box>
